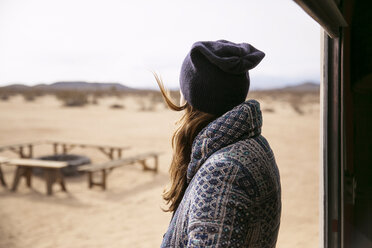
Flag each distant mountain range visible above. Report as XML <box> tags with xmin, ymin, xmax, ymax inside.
<box><xmin>277</xmin><ymin>82</ymin><xmax>320</xmax><ymax>91</ymax></box>
<box><xmin>0</xmin><ymin>81</ymin><xmax>136</xmax><ymax>92</ymax></box>
<box><xmin>0</xmin><ymin>81</ymin><xmax>319</xmax><ymax>92</ymax></box>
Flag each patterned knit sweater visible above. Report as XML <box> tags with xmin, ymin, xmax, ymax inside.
<box><xmin>161</xmin><ymin>100</ymin><xmax>281</xmax><ymax>248</ymax></box>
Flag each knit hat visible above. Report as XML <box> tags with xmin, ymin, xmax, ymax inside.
<box><xmin>180</xmin><ymin>40</ymin><xmax>265</xmax><ymax>115</ymax></box>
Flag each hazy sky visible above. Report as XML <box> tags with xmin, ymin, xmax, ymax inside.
<box><xmin>0</xmin><ymin>0</ymin><xmax>321</xmax><ymax>89</ymax></box>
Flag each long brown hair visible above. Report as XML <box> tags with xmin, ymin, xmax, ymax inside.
<box><xmin>153</xmin><ymin>73</ymin><xmax>216</xmax><ymax>212</ymax></box>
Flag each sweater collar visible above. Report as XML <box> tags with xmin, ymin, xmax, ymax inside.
<box><xmin>186</xmin><ymin>99</ymin><xmax>262</xmax><ymax>183</ymax></box>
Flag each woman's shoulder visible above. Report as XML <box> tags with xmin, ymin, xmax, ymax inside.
<box><xmin>199</xmin><ymin>135</ymin><xmax>280</xmax><ymax>199</ymax></box>
<box><xmin>207</xmin><ymin>134</ymin><xmax>276</xmax><ymax>168</ymax></box>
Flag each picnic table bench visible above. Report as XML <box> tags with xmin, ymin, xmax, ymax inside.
<box><xmin>44</xmin><ymin>140</ymin><xmax>130</xmax><ymax>160</ymax></box>
<box><xmin>79</xmin><ymin>152</ymin><xmax>161</xmax><ymax>190</ymax></box>
<box><xmin>4</xmin><ymin>158</ymin><xmax>68</xmax><ymax>195</ymax></box>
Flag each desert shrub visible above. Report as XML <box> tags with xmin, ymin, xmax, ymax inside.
<box><xmin>107</xmin><ymin>86</ymin><xmax>120</xmax><ymax>98</ymax></box>
<box><xmin>93</xmin><ymin>90</ymin><xmax>104</xmax><ymax>98</ymax></box>
<box><xmin>0</xmin><ymin>94</ymin><xmax>9</xmax><ymax>101</ymax></box>
<box><xmin>262</xmin><ymin>107</ymin><xmax>275</xmax><ymax>113</ymax></box>
<box><xmin>290</xmin><ymin>103</ymin><xmax>304</xmax><ymax>115</ymax></box>
<box><xmin>248</xmin><ymin>89</ymin><xmax>319</xmax><ymax>115</ymax></box>
<box><xmin>147</xmin><ymin>90</ymin><xmax>180</xmax><ymax>109</ymax></box>
<box><xmin>110</xmin><ymin>103</ymin><xmax>125</xmax><ymax>109</ymax></box>
<box><xmin>22</xmin><ymin>91</ymin><xmax>38</xmax><ymax>102</ymax></box>
<box><xmin>137</xmin><ymin>98</ymin><xmax>155</xmax><ymax>111</ymax></box>
<box><xmin>23</xmin><ymin>94</ymin><xmax>35</xmax><ymax>101</ymax></box>
<box><xmin>88</xmin><ymin>94</ymin><xmax>99</xmax><ymax>105</ymax></box>
<box><xmin>115</xmin><ymin>92</ymin><xmax>124</xmax><ymax>99</ymax></box>
<box><xmin>55</xmin><ymin>91</ymin><xmax>88</xmax><ymax>107</ymax></box>
<box><xmin>289</xmin><ymin>93</ymin><xmax>305</xmax><ymax>115</ymax></box>
<box><xmin>91</xmin><ymin>97</ymin><xmax>99</xmax><ymax>105</ymax></box>
<box><xmin>0</xmin><ymin>88</ymin><xmax>13</xmax><ymax>101</ymax></box>
<box><xmin>149</xmin><ymin>92</ymin><xmax>164</xmax><ymax>104</ymax></box>
<box><xmin>109</xmin><ymin>86</ymin><xmax>123</xmax><ymax>98</ymax></box>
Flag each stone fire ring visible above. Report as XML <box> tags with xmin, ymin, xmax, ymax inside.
<box><xmin>36</xmin><ymin>154</ymin><xmax>91</xmax><ymax>176</ymax></box>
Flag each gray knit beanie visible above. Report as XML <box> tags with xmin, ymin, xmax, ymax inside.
<box><xmin>180</xmin><ymin>40</ymin><xmax>265</xmax><ymax>115</ymax></box>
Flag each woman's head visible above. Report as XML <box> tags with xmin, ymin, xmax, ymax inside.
<box><xmin>180</xmin><ymin>40</ymin><xmax>265</xmax><ymax>115</ymax></box>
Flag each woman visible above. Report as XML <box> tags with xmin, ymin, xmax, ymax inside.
<box><xmin>155</xmin><ymin>40</ymin><xmax>281</xmax><ymax>248</ymax></box>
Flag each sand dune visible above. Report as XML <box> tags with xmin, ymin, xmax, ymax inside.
<box><xmin>0</xmin><ymin>93</ymin><xmax>319</xmax><ymax>248</ymax></box>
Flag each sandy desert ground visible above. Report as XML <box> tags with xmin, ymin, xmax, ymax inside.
<box><xmin>0</xmin><ymin>92</ymin><xmax>319</xmax><ymax>248</ymax></box>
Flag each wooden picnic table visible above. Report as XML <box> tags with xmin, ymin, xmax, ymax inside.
<box><xmin>5</xmin><ymin>158</ymin><xmax>68</xmax><ymax>195</ymax></box>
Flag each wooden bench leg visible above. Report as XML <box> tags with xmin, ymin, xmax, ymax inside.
<box><xmin>102</xmin><ymin>169</ymin><xmax>107</xmax><ymax>190</ymax></box>
<box><xmin>140</xmin><ymin>157</ymin><xmax>158</xmax><ymax>173</ymax></box>
<box><xmin>0</xmin><ymin>165</ymin><xmax>7</xmax><ymax>187</ymax></box>
<box><xmin>25</xmin><ymin>168</ymin><xmax>32</xmax><ymax>188</ymax></box>
<box><xmin>154</xmin><ymin>155</ymin><xmax>159</xmax><ymax>173</ymax></box>
<box><xmin>11</xmin><ymin>166</ymin><xmax>25</xmax><ymax>191</ymax></box>
<box><xmin>45</xmin><ymin>169</ymin><xmax>55</xmax><ymax>196</ymax></box>
<box><xmin>87</xmin><ymin>170</ymin><xmax>107</xmax><ymax>190</ymax></box>
<box><xmin>44</xmin><ymin>169</ymin><xmax>67</xmax><ymax>196</ymax></box>
<box><xmin>140</xmin><ymin>160</ymin><xmax>148</xmax><ymax>171</ymax></box>
<box><xmin>88</xmin><ymin>172</ymin><xmax>93</xmax><ymax>188</ymax></box>
<box><xmin>53</xmin><ymin>143</ymin><xmax>58</xmax><ymax>155</ymax></box>
<box><xmin>56</xmin><ymin>169</ymin><xmax>67</xmax><ymax>192</ymax></box>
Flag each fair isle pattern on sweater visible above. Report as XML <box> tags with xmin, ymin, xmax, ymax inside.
<box><xmin>161</xmin><ymin>100</ymin><xmax>281</xmax><ymax>248</ymax></box>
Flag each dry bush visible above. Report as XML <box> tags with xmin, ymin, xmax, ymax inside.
<box><xmin>262</xmin><ymin>107</ymin><xmax>275</xmax><ymax>113</ymax></box>
<box><xmin>0</xmin><ymin>89</ymin><xmax>13</xmax><ymax>101</ymax></box>
<box><xmin>89</xmin><ymin>90</ymin><xmax>110</xmax><ymax>105</ymax></box>
<box><xmin>137</xmin><ymin>98</ymin><xmax>155</xmax><ymax>111</ymax></box>
<box><xmin>0</xmin><ymin>87</ymin><xmax>45</xmax><ymax>102</ymax></box>
<box><xmin>149</xmin><ymin>90</ymin><xmax>180</xmax><ymax>109</ymax></box>
<box><xmin>55</xmin><ymin>91</ymin><xmax>89</xmax><ymax>107</ymax></box>
<box><xmin>148</xmin><ymin>91</ymin><xmax>167</xmax><ymax>109</ymax></box>
<box><xmin>88</xmin><ymin>94</ymin><xmax>99</xmax><ymax>105</ymax></box>
<box><xmin>92</xmin><ymin>90</ymin><xmax>104</xmax><ymax>98</ymax></box>
<box><xmin>149</xmin><ymin>92</ymin><xmax>164</xmax><ymax>104</ymax></box>
<box><xmin>110</xmin><ymin>103</ymin><xmax>125</xmax><ymax>109</ymax></box>
<box><xmin>91</xmin><ymin>97</ymin><xmax>99</xmax><ymax>105</ymax></box>
<box><xmin>0</xmin><ymin>94</ymin><xmax>10</xmax><ymax>101</ymax></box>
<box><xmin>288</xmin><ymin>92</ymin><xmax>304</xmax><ymax>115</ymax></box>
<box><xmin>22</xmin><ymin>90</ymin><xmax>42</xmax><ymax>102</ymax></box>
<box><xmin>288</xmin><ymin>91</ymin><xmax>319</xmax><ymax>115</ymax></box>
<box><xmin>134</xmin><ymin>90</ymin><xmax>180</xmax><ymax>111</ymax></box>
<box><xmin>108</xmin><ymin>86</ymin><xmax>125</xmax><ymax>99</ymax></box>
<box><xmin>249</xmin><ymin>89</ymin><xmax>319</xmax><ymax>115</ymax></box>
<box><xmin>23</xmin><ymin>93</ymin><xmax>36</xmax><ymax>102</ymax></box>
<box><xmin>290</xmin><ymin>103</ymin><xmax>305</xmax><ymax>115</ymax></box>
